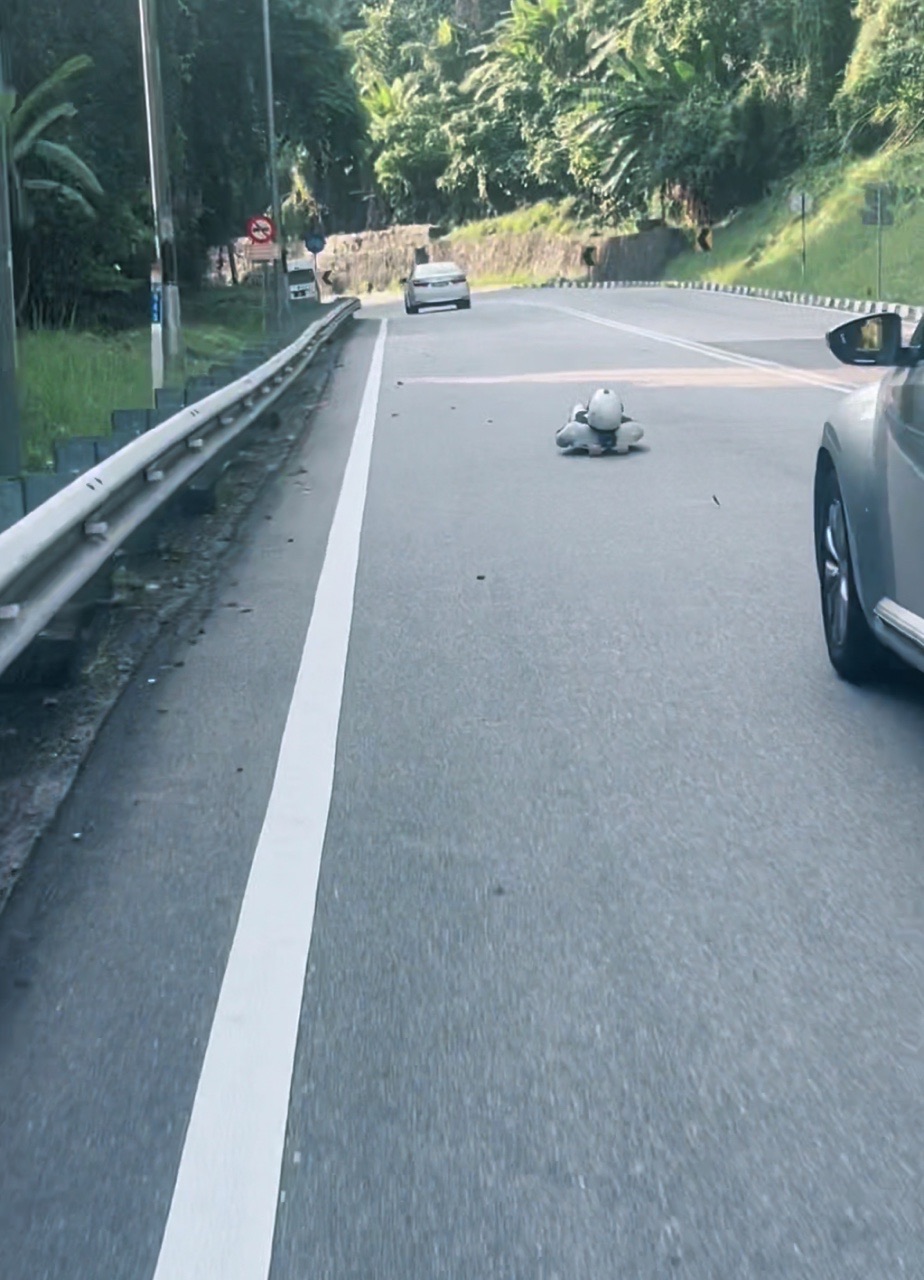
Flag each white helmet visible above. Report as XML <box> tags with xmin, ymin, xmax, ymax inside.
<box><xmin>587</xmin><ymin>387</ymin><xmax>624</xmax><ymax>432</ymax></box>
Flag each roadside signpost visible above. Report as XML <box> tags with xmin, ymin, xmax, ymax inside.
<box><xmin>148</xmin><ymin>259</ymin><xmax>164</xmax><ymax>387</ymax></box>
<box><xmin>247</xmin><ymin>216</ymin><xmax>279</xmax><ymax>333</ymax></box>
<box><xmin>139</xmin><ymin>0</ymin><xmax>183</xmax><ymax>393</ymax></box>
<box><xmin>247</xmin><ymin>214</ymin><xmax>276</xmax><ymax>245</ymax></box>
<box><xmin>861</xmin><ymin>184</ymin><xmax>895</xmax><ymax>298</ymax></box>
<box><xmin>151</xmin><ymin>272</ymin><xmax>163</xmax><ymax>325</ymax></box>
<box><xmin>305</xmin><ymin>231</ymin><xmax>326</xmax><ymax>295</ymax></box>
<box><xmin>246</xmin><ymin>241</ymin><xmax>279</xmax><ymax>263</ymax></box>
<box><xmin>789</xmin><ymin>191</ymin><xmax>814</xmax><ymax>281</ymax></box>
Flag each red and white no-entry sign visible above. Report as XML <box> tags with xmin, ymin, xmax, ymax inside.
<box><xmin>246</xmin><ymin>215</ymin><xmax>276</xmax><ymax>245</ymax></box>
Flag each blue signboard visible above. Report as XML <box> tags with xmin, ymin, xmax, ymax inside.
<box><xmin>305</xmin><ymin>233</ymin><xmax>326</xmax><ymax>255</ymax></box>
<box><xmin>151</xmin><ymin>284</ymin><xmax>163</xmax><ymax>325</ymax></box>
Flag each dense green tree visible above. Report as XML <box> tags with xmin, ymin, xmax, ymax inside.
<box><xmin>836</xmin><ymin>0</ymin><xmax>924</xmax><ymax>149</ymax></box>
<box><xmin>1</xmin><ymin>0</ymin><xmax>367</xmax><ymax>324</ymax></box>
<box><xmin>7</xmin><ymin>55</ymin><xmax>103</xmax><ymax>226</ymax></box>
<box><xmin>463</xmin><ymin>0</ymin><xmax>583</xmax><ymax>151</ymax></box>
<box><xmin>2</xmin><ymin>0</ymin><xmax>917</xmax><ymax>322</ymax></box>
<box><xmin>177</xmin><ymin>0</ymin><xmax>366</xmax><ymax>271</ymax></box>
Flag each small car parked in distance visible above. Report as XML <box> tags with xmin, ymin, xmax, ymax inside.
<box><xmin>287</xmin><ymin>264</ymin><xmax>319</xmax><ymax>304</ymax></box>
<box><xmin>402</xmin><ymin>262</ymin><xmax>471</xmax><ymax>315</ymax></box>
<box><xmin>816</xmin><ymin>310</ymin><xmax>924</xmax><ymax>682</ymax></box>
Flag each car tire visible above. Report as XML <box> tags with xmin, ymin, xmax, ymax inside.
<box><xmin>405</xmin><ymin>303</ymin><xmax>418</xmax><ymax>315</ymax></box>
<box><xmin>815</xmin><ymin>463</ymin><xmax>885</xmax><ymax>683</ymax></box>
<box><xmin>456</xmin><ymin>300</ymin><xmax>471</xmax><ymax>310</ymax></box>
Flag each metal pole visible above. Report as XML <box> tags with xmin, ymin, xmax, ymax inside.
<box><xmin>261</xmin><ymin>0</ymin><xmax>287</xmax><ymax>330</ymax></box>
<box><xmin>801</xmin><ymin>194</ymin><xmax>807</xmax><ymax>283</ymax></box>
<box><xmin>0</xmin><ymin>36</ymin><xmax>20</xmax><ymax>478</ymax></box>
<box><xmin>139</xmin><ymin>0</ymin><xmax>183</xmax><ymax>390</ymax></box>
<box><xmin>877</xmin><ymin>186</ymin><xmax>883</xmax><ymax>299</ymax></box>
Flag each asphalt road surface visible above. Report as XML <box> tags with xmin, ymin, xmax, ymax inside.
<box><xmin>0</xmin><ymin>287</ymin><xmax>921</xmax><ymax>1279</ymax></box>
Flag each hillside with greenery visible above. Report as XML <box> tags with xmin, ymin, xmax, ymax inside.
<box><xmin>668</xmin><ymin>140</ymin><xmax>924</xmax><ymax>301</ymax></box>
<box><xmin>3</xmin><ymin>0</ymin><xmax>921</xmax><ymax>329</ymax></box>
<box><xmin>345</xmin><ymin>0</ymin><xmax>921</xmax><ymax>232</ymax></box>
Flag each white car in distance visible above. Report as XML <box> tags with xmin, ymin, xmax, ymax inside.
<box><xmin>402</xmin><ymin>262</ymin><xmax>471</xmax><ymax>315</ymax></box>
<box><xmin>287</xmin><ymin>264</ymin><xmax>319</xmax><ymax>304</ymax></box>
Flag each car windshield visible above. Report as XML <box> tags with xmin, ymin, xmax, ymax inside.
<box><xmin>288</xmin><ymin>268</ymin><xmax>316</xmax><ymax>283</ymax></box>
<box><xmin>413</xmin><ymin>263</ymin><xmax>461</xmax><ymax>279</ymax></box>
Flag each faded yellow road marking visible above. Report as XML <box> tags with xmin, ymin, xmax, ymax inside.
<box><xmin>398</xmin><ymin>366</ymin><xmax>881</xmax><ymax>390</ymax></box>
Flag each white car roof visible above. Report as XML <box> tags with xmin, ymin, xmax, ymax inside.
<box><xmin>413</xmin><ymin>262</ymin><xmax>463</xmax><ymax>277</ymax></box>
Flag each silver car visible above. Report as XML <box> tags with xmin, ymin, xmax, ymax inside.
<box><xmin>402</xmin><ymin>262</ymin><xmax>471</xmax><ymax>315</ymax></box>
<box><xmin>816</xmin><ymin>311</ymin><xmax>924</xmax><ymax>682</ymax></box>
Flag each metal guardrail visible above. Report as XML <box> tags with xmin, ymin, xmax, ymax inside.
<box><xmin>0</xmin><ymin>297</ymin><xmax>361</xmax><ymax>679</ymax></box>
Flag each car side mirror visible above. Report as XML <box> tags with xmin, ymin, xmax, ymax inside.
<box><xmin>826</xmin><ymin>312</ymin><xmax>910</xmax><ymax>367</ymax></box>
<box><xmin>399</xmin><ymin>276</ymin><xmax>408</xmax><ymax>285</ymax></box>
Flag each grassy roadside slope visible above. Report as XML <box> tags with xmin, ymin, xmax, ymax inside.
<box><xmin>448</xmin><ymin>200</ymin><xmax>610</xmax><ymax>243</ymax></box>
<box><xmin>18</xmin><ymin>289</ymin><xmax>274</xmax><ymax>472</ymax></box>
<box><xmin>668</xmin><ymin>143</ymin><xmax>924</xmax><ymax>302</ymax></box>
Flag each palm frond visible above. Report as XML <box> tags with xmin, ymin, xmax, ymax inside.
<box><xmin>600</xmin><ymin>136</ymin><xmax>641</xmax><ymax>181</ymax></box>
<box><xmin>601</xmin><ymin>144</ymin><xmax>644</xmax><ymax>194</ymax></box>
<box><xmin>13</xmin><ymin>55</ymin><xmax>92</xmax><ymax>133</ymax></box>
<box><xmin>31</xmin><ymin>139</ymin><xmax>103</xmax><ymax>196</ymax></box>
<box><xmin>11</xmin><ymin>102</ymin><xmax>77</xmax><ymax>158</ymax></box>
<box><xmin>587</xmin><ymin>30</ymin><xmax>623</xmax><ymax>74</ymax></box>
<box><xmin>23</xmin><ymin>177</ymin><xmax>97</xmax><ymax>218</ymax></box>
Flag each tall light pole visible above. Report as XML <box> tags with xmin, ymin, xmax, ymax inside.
<box><xmin>139</xmin><ymin>0</ymin><xmax>183</xmax><ymax>389</ymax></box>
<box><xmin>261</xmin><ymin>0</ymin><xmax>288</xmax><ymax>330</ymax></box>
<box><xmin>0</xmin><ymin>35</ymin><xmax>20</xmax><ymax>478</ymax></box>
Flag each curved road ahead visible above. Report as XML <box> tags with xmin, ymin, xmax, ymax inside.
<box><xmin>0</xmin><ymin>288</ymin><xmax>921</xmax><ymax>1279</ymax></box>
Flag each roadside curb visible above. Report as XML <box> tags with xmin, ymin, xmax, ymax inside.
<box><xmin>522</xmin><ymin>278</ymin><xmax>924</xmax><ymax>324</ymax></box>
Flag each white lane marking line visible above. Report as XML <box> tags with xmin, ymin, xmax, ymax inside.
<box><xmin>515</xmin><ymin>300</ymin><xmax>854</xmax><ymax>394</ymax></box>
<box><xmin>153</xmin><ymin>319</ymin><xmax>388</xmax><ymax>1280</ymax></box>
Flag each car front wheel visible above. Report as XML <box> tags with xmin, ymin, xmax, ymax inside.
<box><xmin>456</xmin><ymin>299</ymin><xmax>471</xmax><ymax>310</ymax></box>
<box><xmin>816</xmin><ymin>464</ymin><xmax>885</xmax><ymax>683</ymax></box>
<box><xmin>405</xmin><ymin>302</ymin><xmax>418</xmax><ymax>315</ymax></box>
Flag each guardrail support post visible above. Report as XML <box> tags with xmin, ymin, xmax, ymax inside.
<box><xmin>0</xmin><ymin>567</ymin><xmax>112</xmax><ymax>688</ymax></box>
<box><xmin>179</xmin><ymin>457</ymin><xmax>224</xmax><ymax>515</ymax></box>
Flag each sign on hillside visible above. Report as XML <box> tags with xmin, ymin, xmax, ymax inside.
<box><xmin>861</xmin><ymin>184</ymin><xmax>895</xmax><ymax>227</ymax></box>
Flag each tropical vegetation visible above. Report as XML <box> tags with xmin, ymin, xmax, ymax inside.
<box><xmin>1</xmin><ymin>0</ymin><xmax>921</xmax><ymax>329</ymax></box>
